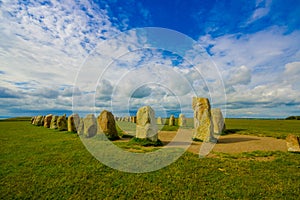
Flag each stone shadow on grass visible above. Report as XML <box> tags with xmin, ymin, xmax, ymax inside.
<box><xmin>217</xmin><ymin>137</ymin><xmax>259</xmax><ymax>144</ymax></box>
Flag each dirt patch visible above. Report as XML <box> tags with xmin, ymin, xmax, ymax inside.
<box><xmin>158</xmin><ymin>131</ymin><xmax>287</xmax><ymax>155</ymax></box>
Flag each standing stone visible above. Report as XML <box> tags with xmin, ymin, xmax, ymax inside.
<box><xmin>44</xmin><ymin>114</ymin><xmax>53</xmax><ymax>128</ymax></box>
<box><xmin>97</xmin><ymin>110</ymin><xmax>119</xmax><ymax>140</ymax></box>
<box><xmin>286</xmin><ymin>134</ymin><xmax>300</xmax><ymax>152</ymax></box>
<box><xmin>31</xmin><ymin>116</ymin><xmax>35</xmax><ymax>124</ymax></box>
<box><xmin>34</xmin><ymin>115</ymin><xmax>44</xmax><ymax>126</ymax></box>
<box><xmin>211</xmin><ymin>108</ymin><xmax>225</xmax><ymax>134</ymax></box>
<box><xmin>77</xmin><ymin>118</ymin><xmax>84</xmax><ymax>135</ymax></box>
<box><xmin>178</xmin><ymin>114</ymin><xmax>186</xmax><ymax>127</ymax></box>
<box><xmin>169</xmin><ymin>115</ymin><xmax>175</xmax><ymax>126</ymax></box>
<box><xmin>57</xmin><ymin>115</ymin><xmax>67</xmax><ymax>131</ymax></box>
<box><xmin>136</xmin><ymin>106</ymin><xmax>158</xmax><ymax>142</ymax></box>
<box><xmin>50</xmin><ymin>115</ymin><xmax>59</xmax><ymax>129</ymax></box>
<box><xmin>192</xmin><ymin>97</ymin><xmax>215</xmax><ymax>142</ymax></box>
<box><xmin>131</xmin><ymin>116</ymin><xmax>137</xmax><ymax>123</ymax></box>
<box><xmin>157</xmin><ymin>117</ymin><xmax>163</xmax><ymax>125</ymax></box>
<box><xmin>68</xmin><ymin>114</ymin><xmax>79</xmax><ymax>132</ymax></box>
<box><xmin>83</xmin><ymin>114</ymin><xmax>97</xmax><ymax>138</ymax></box>
<box><xmin>32</xmin><ymin>116</ymin><xmax>37</xmax><ymax>125</ymax></box>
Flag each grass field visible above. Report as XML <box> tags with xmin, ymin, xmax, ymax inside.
<box><xmin>224</xmin><ymin>118</ymin><xmax>300</xmax><ymax>139</ymax></box>
<box><xmin>0</xmin><ymin>119</ymin><xmax>300</xmax><ymax>199</ymax></box>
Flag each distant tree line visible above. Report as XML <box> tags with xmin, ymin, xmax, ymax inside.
<box><xmin>285</xmin><ymin>116</ymin><xmax>300</xmax><ymax>120</ymax></box>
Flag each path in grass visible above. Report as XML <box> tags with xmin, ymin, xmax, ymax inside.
<box><xmin>158</xmin><ymin>131</ymin><xmax>287</xmax><ymax>155</ymax></box>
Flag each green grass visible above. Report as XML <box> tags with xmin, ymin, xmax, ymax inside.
<box><xmin>128</xmin><ymin>137</ymin><xmax>163</xmax><ymax>147</ymax></box>
<box><xmin>1</xmin><ymin>120</ymin><xmax>300</xmax><ymax>199</ymax></box>
<box><xmin>223</xmin><ymin>118</ymin><xmax>300</xmax><ymax>139</ymax></box>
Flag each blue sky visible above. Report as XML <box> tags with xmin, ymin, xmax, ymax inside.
<box><xmin>0</xmin><ymin>0</ymin><xmax>300</xmax><ymax>118</ymax></box>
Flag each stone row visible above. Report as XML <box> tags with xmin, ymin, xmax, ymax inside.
<box><xmin>31</xmin><ymin>97</ymin><xmax>226</xmax><ymax>142</ymax></box>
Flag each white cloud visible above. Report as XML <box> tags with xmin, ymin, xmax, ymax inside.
<box><xmin>0</xmin><ymin>0</ymin><xmax>121</xmax><ymax>116</ymax></box>
<box><xmin>198</xmin><ymin>26</ymin><xmax>300</xmax><ymax>117</ymax></box>
<box><xmin>246</xmin><ymin>0</ymin><xmax>272</xmax><ymax>24</ymax></box>
<box><xmin>227</xmin><ymin>65</ymin><xmax>251</xmax><ymax>85</ymax></box>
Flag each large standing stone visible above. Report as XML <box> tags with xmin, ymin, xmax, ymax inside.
<box><xmin>156</xmin><ymin>117</ymin><xmax>163</xmax><ymax>125</ymax></box>
<box><xmin>211</xmin><ymin>108</ymin><xmax>225</xmax><ymax>134</ymax></box>
<box><xmin>77</xmin><ymin>118</ymin><xmax>84</xmax><ymax>135</ymax></box>
<box><xmin>68</xmin><ymin>114</ymin><xmax>79</xmax><ymax>132</ymax></box>
<box><xmin>286</xmin><ymin>134</ymin><xmax>300</xmax><ymax>152</ymax></box>
<box><xmin>192</xmin><ymin>97</ymin><xmax>215</xmax><ymax>142</ymax></box>
<box><xmin>169</xmin><ymin>115</ymin><xmax>175</xmax><ymax>126</ymax></box>
<box><xmin>131</xmin><ymin>116</ymin><xmax>137</xmax><ymax>123</ymax></box>
<box><xmin>44</xmin><ymin>114</ymin><xmax>53</xmax><ymax>128</ymax></box>
<box><xmin>57</xmin><ymin>115</ymin><xmax>67</xmax><ymax>131</ymax></box>
<box><xmin>97</xmin><ymin>110</ymin><xmax>119</xmax><ymax>140</ymax></box>
<box><xmin>50</xmin><ymin>115</ymin><xmax>59</xmax><ymax>129</ymax></box>
<box><xmin>34</xmin><ymin>115</ymin><xmax>44</xmax><ymax>126</ymax></box>
<box><xmin>178</xmin><ymin>114</ymin><xmax>186</xmax><ymax>127</ymax></box>
<box><xmin>83</xmin><ymin>114</ymin><xmax>97</xmax><ymax>138</ymax></box>
<box><xmin>31</xmin><ymin>116</ymin><xmax>35</xmax><ymax>124</ymax></box>
<box><xmin>136</xmin><ymin>106</ymin><xmax>158</xmax><ymax>142</ymax></box>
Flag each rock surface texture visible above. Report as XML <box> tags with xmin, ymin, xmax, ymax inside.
<box><xmin>211</xmin><ymin>108</ymin><xmax>225</xmax><ymax>134</ymax></box>
<box><xmin>286</xmin><ymin>134</ymin><xmax>300</xmax><ymax>152</ymax></box>
<box><xmin>169</xmin><ymin>115</ymin><xmax>175</xmax><ymax>126</ymax></box>
<box><xmin>136</xmin><ymin>106</ymin><xmax>158</xmax><ymax>142</ymax></box>
<box><xmin>57</xmin><ymin>115</ymin><xmax>67</xmax><ymax>131</ymax></box>
<box><xmin>178</xmin><ymin>113</ymin><xmax>186</xmax><ymax>127</ymax></box>
<box><xmin>83</xmin><ymin>114</ymin><xmax>97</xmax><ymax>138</ymax></box>
<box><xmin>192</xmin><ymin>97</ymin><xmax>215</xmax><ymax>142</ymax></box>
<box><xmin>44</xmin><ymin>114</ymin><xmax>53</xmax><ymax>128</ymax></box>
<box><xmin>97</xmin><ymin>110</ymin><xmax>119</xmax><ymax>140</ymax></box>
<box><xmin>50</xmin><ymin>115</ymin><xmax>59</xmax><ymax>129</ymax></box>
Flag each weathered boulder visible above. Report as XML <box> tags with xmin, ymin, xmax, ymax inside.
<box><xmin>50</xmin><ymin>115</ymin><xmax>59</xmax><ymax>129</ymax></box>
<box><xmin>44</xmin><ymin>114</ymin><xmax>53</xmax><ymax>128</ymax></box>
<box><xmin>136</xmin><ymin>106</ymin><xmax>158</xmax><ymax>142</ymax></box>
<box><xmin>67</xmin><ymin>114</ymin><xmax>79</xmax><ymax>132</ymax></box>
<box><xmin>34</xmin><ymin>115</ymin><xmax>44</xmax><ymax>126</ymax></box>
<box><xmin>77</xmin><ymin>118</ymin><xmax>84</xmax><ymax>135</ymax></box>
<box><xmin>286</xmin><ymin>134</ymin><xmax>300</xmax><ymax>152</ymax></box>
<box><xmin>31</xmin><ymin>116</ymin><xmax>35</xmax><ymax>124</ymax></box>
<box><xmin>211</xmin><ymin>108</ymin><xmax>225</xmax><ymax>134</ymax></box>
<box><xmin>192</xmin><ymin>97</ymin><xmax>215</xmax><ymax>142</ymax></box>
<box><xmin>131</xmin><ymin>116</ymin><xmax>137</xmax><ymax>123</ymax></box>
<box><xmin>97</xmin><ymin>110</ymin><xmax>119</xmax><ymax>140</ymax></box>
<box><xmin>57</xmin><ymin>115</ymin><xmax>67</xmax><ymax>131</ymax></box>
<box><xmin>83</xmin><ymin>114</ymin><xmax>97</xmax><ymax>138</ymax></box>
<box><xmin>156</xmin><ymin>117</ymin><xmax>163</xmax><ymax>125</ymax></box>
<box><xmin>178</xmin><ymin>113</ymin><xmax>186</xmax><ymax>126</ymax></box>
<box><xmin>169</xmin><ymin>115</ymin><xmax>175</xmax><ymax>126</ymax></box>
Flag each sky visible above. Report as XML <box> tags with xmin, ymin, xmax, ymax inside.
<box><xmin>0</xmin><ymin>0</ymin><xmax>300</xmax><ymax>118</ymax></box>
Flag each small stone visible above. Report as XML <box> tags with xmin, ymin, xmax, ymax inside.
<box><xmin>68</xmin><ymin>114</ymin><xmax>79</xmax><ymax>132</ymax></box>
<box><xmin>34</xmin><ymin>115</ymin><xmax>44</xmax><ymax>126</ymax></box>
<box><xmin>286</xmin><ymin>134</ymin><xmax>300</xmax><ymax>152</ymax></box>
<box><xmin>83</xmin><ymin>114</ymin><xmax>97</xmax><ymax>138</ymax></box>
<box><xmin>157</xmin><ymin>117</ymin><xmax>163</xmax><ymax>125</ymax></box>
<box><xmin>178</xmin><ymin>114</ymin><xmax>186</xmax><ymax>127</ymax></box>
<box><xmin>97</xmin><ymin>110</ymin><xmax>119</xmax><ymax>140</ymax></box>
<box><xmin>30</xmin><ymin>116</ymin><xmax>35</xmax><ymax>124</ymax></box>
<box><xmin>136</xmin><ymin>106</ymin><xmax>158</xmax><ymax>142</ymax></box>
<box><xmin>211</xmin><ymin>108</ymin><xmax>225</xmax><ymax>134</ymax></box>
<box><xmin>131</xmin><ymin>116</ymin><xmax>137</xmax><ymax>123</ymax></box>
<box><xmin>57</xmin><ymin>115</ymin><xmax>67</xmax><ymax>131</ymax></box>
<box><xmin>192</xmin><ymin>97</ymin><xmax>215</xmax><ymax>142</ymax></box>
<box><xmin>169</xmin><ymin>115</ymin><xmax>175</xmax><ymax>126</ymax></box>
<box><xmin>50</xmin><ymin>116</ymin><xmax>59</xmax><ymax>129</ymax></box>
<box><xmin>44</xmin><ymin>114</ymin><xmax>53</xmax><ymax>128</ymax></box>
<box><xmin>77</xmin><ymin>118</ymin><xmax>84</xmax><ymax>135</ymax></box>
